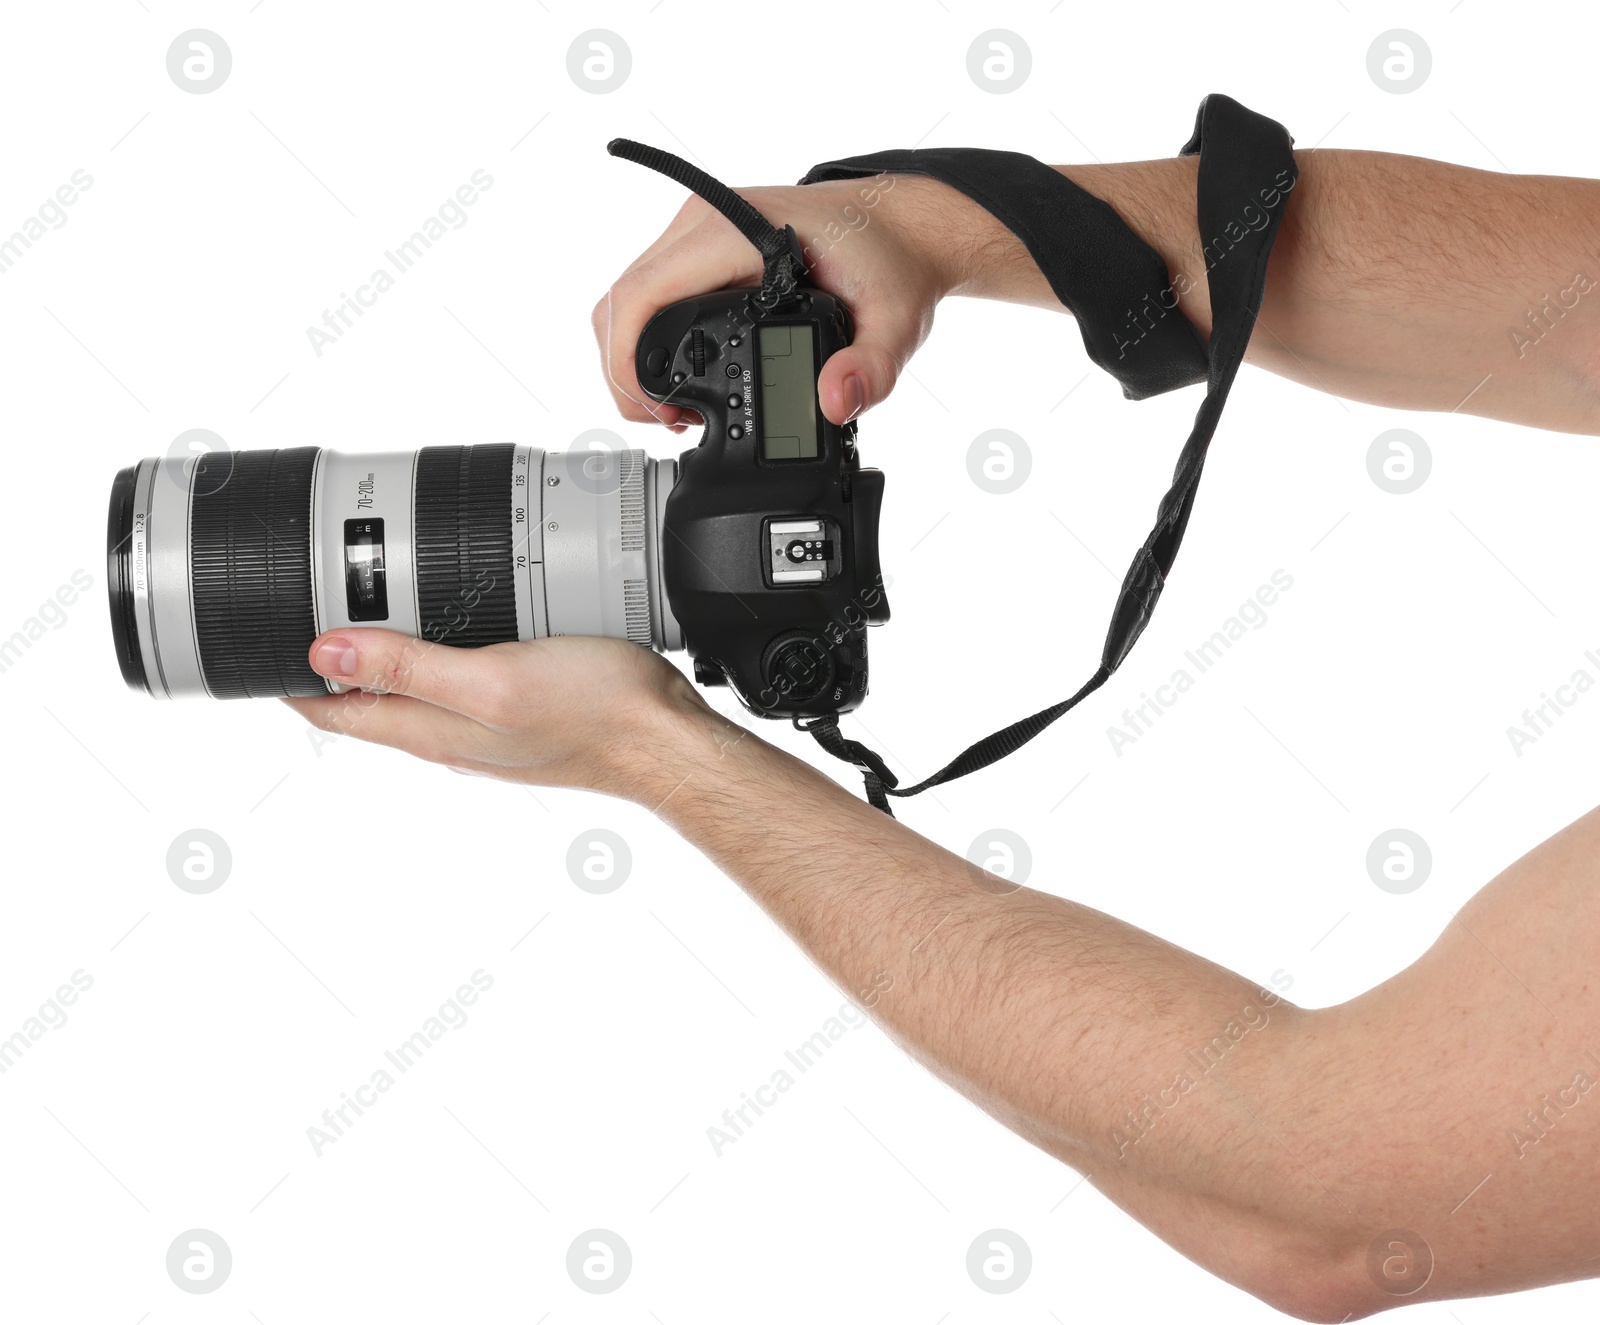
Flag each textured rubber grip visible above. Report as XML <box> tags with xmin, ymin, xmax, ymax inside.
<box><xmin>190</xmin><ymin>446</ymin><xmax>325</xmax><ymax>699</ymax></box>
<box><xmin>413</xmin><ymin>444</ymin><xmax>519</xmax><ymax>646</ymax></box>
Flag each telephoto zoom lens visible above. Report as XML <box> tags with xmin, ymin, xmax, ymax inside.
<box><xmin>106</xmin><ymin>444</ymin><xmax>681</xmax><ymax>698</ymax></box>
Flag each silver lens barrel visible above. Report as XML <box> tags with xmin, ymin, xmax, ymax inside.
<box><xmin>514</xmin><ymin>446</ymin><xmax>682</xmax><ymax>650</ymax></box>
<box><xmin>107</xmin><ymin>444</ymin><xmax>680</xmax><ymax>699</ymax></box>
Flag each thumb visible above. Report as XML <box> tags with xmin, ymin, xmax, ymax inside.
<box><xmin>817</xmin><ymin>313</ymin><xmax>918</xmax><ymax>425</ymax></box>
<box><xmin>307</xmin><ymin>627</ymin><xmax>506</xmax><ymax>719</ymax></box>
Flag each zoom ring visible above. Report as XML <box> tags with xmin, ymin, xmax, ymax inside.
<box><xmin>414</xmin><ymin>444</ymin><xmax>519</xmax><ymax>647</ymax></box>
<box><xmin>190</xmin><ymin>446</ymin><xmax>325</xmax><ymax>699</ymax></box>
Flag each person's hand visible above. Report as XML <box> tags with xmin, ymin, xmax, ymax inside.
<box><xmin>592</xmin><ymin>174</ymin><xmax>975</xmax><ymax>430</ymax></box>
<box><xmin>282</xmin><ymin>628</ymin><xmax>718</xmax><ymax>801</ymax></box>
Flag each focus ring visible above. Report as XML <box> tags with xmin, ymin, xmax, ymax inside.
<box><xmin>414</xmin><ymin>444</ymin><xmax>518</xmax><ymax>646</ymax></box>
<box><xmin>190</xmin><ymin>446</ymin><xmax>324</xmax><ymax>699</ymax></box>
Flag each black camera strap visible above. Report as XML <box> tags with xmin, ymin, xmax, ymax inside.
<box><xmin>608</xmin><ymin>138</ymin><xmax>810</xmax><ymax>311</ymax></box>
<box><xmin>609</xmin><ymin>98</ymin><xmax>1297</xmax><ymax>817</ymax></box>
<box><xmin>796</xmin><ymin>94</ymin><xmax>1298</xmax><ymax>814</ymax></box>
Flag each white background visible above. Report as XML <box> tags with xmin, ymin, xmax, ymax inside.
<box><xmin>2</xmin><ymin>1</ymin><xmax>1597</xmax><ymax>1320</ymax></box>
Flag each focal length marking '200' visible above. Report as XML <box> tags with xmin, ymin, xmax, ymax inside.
<box><xmin>107</xmin><ymin>443</ymin><xmax>681</xmax><ymax>699</ymax></box>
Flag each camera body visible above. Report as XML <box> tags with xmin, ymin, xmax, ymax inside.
<box><xmin>635</xmin><ymin>287</ymin><xmax>889</xmax><ymax>719</ymax></box>
<box><xmin>105</xmin><ymin>286</ymin><xmax>890</xmax><ymax>719</ymax></box>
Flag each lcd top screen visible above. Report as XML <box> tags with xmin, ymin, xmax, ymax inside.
<box><xmin>758</xmin><ymin>325</ymin><xmax>820</xmax><ymax>461</ymax></box>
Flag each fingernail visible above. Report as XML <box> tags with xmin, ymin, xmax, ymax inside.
<box><xmin>313</xmin><ymin>638</ymin><xmax>358</xmax><ymax>678</ymax></box>
<box><xmin>841</xmin><ymin>374</ymin><xmax>864</xmax><ymax>421</ymax></box>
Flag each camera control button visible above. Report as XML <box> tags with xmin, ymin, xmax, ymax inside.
<box><xmin>728</xmin><ymin>425</ymin><xmax>744</xmax><ymax>440</ymax></box>
<box><xmin>761</xmin><ymin>632</ymin><xmax>835</xmax><ymax>704</ymax></box>
<box><xmin>644</xmin><ymin>346</ymin><xmax>670</xmax><ymax>377</ymax></box>
<box><xmin>725</xmin><ymin>363</ymin><xmax>741</xmax><ymax>379</ymax></box>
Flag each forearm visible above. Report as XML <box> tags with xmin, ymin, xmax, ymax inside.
<box><xmin>630</xmin><ymin>696</ymin><xmax>1335</xmax><ymax>1309</ymax></box>
<box><xmin>624</xmin><ymin>695</ymin><xmax>1600</xmax><ymax>1316</ymax></box>
<box><xmin>298</xmin><ymin>620</ymin><xmax>1600</xmax><ymax>1317</ymax></box>
<box><xmin>945</xmin><ymin>149</ymin><xmax>1600</xmax><ymax>434</ymax></box>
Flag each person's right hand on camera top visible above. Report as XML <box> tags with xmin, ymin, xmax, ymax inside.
<box><xmin>592</xmin><ymin>175</ymin><xmax>988</xmax><ymax>432</ymax></box>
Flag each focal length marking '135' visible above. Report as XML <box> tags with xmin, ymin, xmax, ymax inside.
<box><xmin>106</xmin><ymin>443</ymin><xmax>681</xmax><ymax>700</ymax></box>
<box><xmin>106</xmin><ymin>138</ymin><xmax>893</xmax><ymax>732</ymax></box>
<box><xmin>105</xmin><ymin>312</ymin><xmax>884</xmax><ymax>718</ymax></box>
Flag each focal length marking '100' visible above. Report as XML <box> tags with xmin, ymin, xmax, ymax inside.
<box><xmin>106</xmin><ymin>443</ymin><xmax>680</xmax><ymax>700</ymax></box>
<box><xmin>106</xmin><ymin>260</ymin><xmax>888</xmax><ymax>722</ymax></box>
<box><xmin>105</xmin><ymin>97</ymin><xmax>1294</xmax><ymax>813</ymax></box>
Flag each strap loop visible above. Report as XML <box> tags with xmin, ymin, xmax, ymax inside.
<box><xmin>796</xmin><ymin>715</ymin><xmax>897</xmax><ymax>814</ymax></box>
<box><xmin>608</xmin><ymin>138</ymin><xmax>808</xmax><ymax>310</ymax></box>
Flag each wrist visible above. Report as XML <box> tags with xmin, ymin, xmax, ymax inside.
<box><xmin>604</xmin><ymin>672</ymin><xmax>744</xmax><ymax>808</ymax></box>
<box><xmin>854</xmin><ymin>173</ymin><xmax>987</xmax><ymax>301</ymax></box>
<box><xmin>884</xmin><ymin>172</ymin><xmax>1057</xmax><ymax>308</ymax></box>
<box><xmin>885</xmin><ymin>173</ymin><xmax>1006</xmax><ymax>300</ymax></box>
